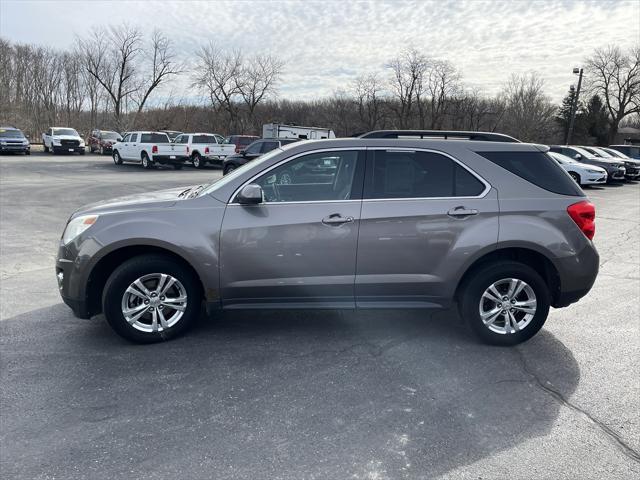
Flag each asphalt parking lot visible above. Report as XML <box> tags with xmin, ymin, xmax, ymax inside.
<box><xmin>1</xmin><ymin>152</ymin><xmax>639</xmax><ymax>479</ymax></box>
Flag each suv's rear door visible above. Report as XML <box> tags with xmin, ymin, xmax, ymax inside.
<box><xmin>219</xmin><ymin>149</ymin><xmax>365</xmax><ymax>308</ymax></box>
<box><xmin>355</xmin><ymin>148</ymin><xmax>499</xmax><ymax>307</ymax></box>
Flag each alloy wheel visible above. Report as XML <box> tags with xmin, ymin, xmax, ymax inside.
<box><xmin>120</xmin><ymin>273</ymin><xmax>188</xmax><ymax>333</ymax></box>
<box><xmin>478</xmin><ymin>278</ymin><xmax>537</xmax><ymax>334</ymax></box>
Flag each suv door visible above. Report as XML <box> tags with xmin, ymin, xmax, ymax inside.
<box><xmin>355</xmin><ymin>148</ymin><xmax>499</xmax><ymax>307</ymax></box>
<box><xmin>220</xmin><ymin>149</ymin><xmax>365</xmax><ymax>308</ymax></box>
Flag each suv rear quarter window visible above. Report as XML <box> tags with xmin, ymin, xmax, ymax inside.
<box><xmin>478</xmin><ymin>150</ymin><xmax>584</xmax><ymax>196</ymax></box>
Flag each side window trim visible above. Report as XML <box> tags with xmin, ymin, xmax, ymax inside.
<box><xmin>362</xmin><ymin>147</ymin><xmax>491</xmax><ymax>201</ymax></box>
<box><xmin>229</xmin><ymin>147</ymin><xmax>368</xmax><ymax>204</ymax></box>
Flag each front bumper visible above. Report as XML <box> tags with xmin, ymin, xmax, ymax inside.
<box><xmin>623</xmin><ymin>166</ymin><xmax>640</xmax><ymax>178</ymax></box>
<box><xmin>56</xmin><ymin>253</ymin><xmax>91</xmax><ymax>319</ymax></box>
<box><xmin>608</xmin><ymin>168</ymin><xmax>626</xmax><ymax>181</ymax></box>
<box><xmin>0</xmin><ymin>144</ymin><xmax>30</xmax><ymax>153</ymax></box>
<box><xmin>52</xmin><ymin>145</ymin><xmax>85</xmax><ymax>154</ymax></box>
<box><xmin>582</xmin><ymin>172</ymin><xmax>607</xmax><ymax>184</ymax></box>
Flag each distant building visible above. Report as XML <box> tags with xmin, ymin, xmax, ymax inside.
<box><xmin>614</xmin><ymin>127</ymin><xmax>640</xmax><ymax>145</ymax></box>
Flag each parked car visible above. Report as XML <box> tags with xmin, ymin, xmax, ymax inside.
<box><xmin>173</xmin><ymin>133</ymin><xmax>236</xmax><ymax>168</ymax></box>
<box><xmin>111</xmin><ymin>131</ymin><xmax>189</xmax><ymax>169</ymax></box>
<box><xmin>0</xmin><ymin>126</ymin><xmax>30</xmax><ymax>155</ymax></box>
<box><xmin>42</xmin><ymin>127</ymin><xmax>85</xmax><ymax>155</ymax></box>
<box><xmin>226</xmin><ymin>135</ymin><xmax>260</xmax><ymax>153</ymax></box>
<box><xmin>262</xmin><ymin>123</ymin><xmax>335</xmax><ymax>140</ymax></box>
<box><xmin>548</xmin><ymin>151</ymin><xmax>607</xmax><ymax>185</ymax></box>
<box><xmin>57</xmin><ymin>138</ymin><xmax>598</xmax><ymax>346</ymax></box>
<box><xmin>608</xmin><ymin>144</ymin><xmax>640</xmax><ymax>160</ymax></box>
<box><xmin>548</xmin><ymin>146</ymin><xmax>626</xmax><ymax>182</ymax></box>
<box><xmin>222</xmin><ymin>138</ymin><xmax>298</xmax><ymax>175</ymax></box>
<box><xmin>88</xmin><ymin>130</ymin><xmax>122</xmax><ymax>155</ymax></box>
<box><xmin>580</xmin><ymin>146</ymin><xmax>640</xmax><ymax>180</ymax></box>
<box><xmin>159</xmin><ymin>130</ymin><xmax>183</xmax><ymax>142</ymax></box>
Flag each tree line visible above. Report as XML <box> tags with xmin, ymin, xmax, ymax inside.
<box><xmin>0</xmin><ymin>27</ymin><xmax>638</xmax><ymax>145</ymax></box>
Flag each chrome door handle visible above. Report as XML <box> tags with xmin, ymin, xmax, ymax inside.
<box><xmin>322</xmin><ymin>214</ymin><xmax>354</xmax><ymax>226</ymax></box>
<box><xmin>447</xmin><ymin>206</ymin><xmax>479</xmax><ymax>218</ymax></box>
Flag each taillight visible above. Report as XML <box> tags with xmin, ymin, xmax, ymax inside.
<box><xmin>567</xmin><ymin>200</ymin><xmax>595</xmax><ymax>240</ymax></box>
<box><xmin>205</xmin><ymin>147</ymin><xmax>209</xmax><ymax>154</ymax></box>
<box><xmin>152</xmin><ymin>145</ymin><xmax>158</xmax><ymax>154</ymax></box>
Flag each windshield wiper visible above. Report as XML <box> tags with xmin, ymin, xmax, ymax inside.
<box><xmin>187</xmin><ymin>185</ymin><xmax>207</xmax><ymax>198</ymax></box>
<box><xmin>178</xmin><ymin>187</ymin><xmax>193</xmax><ymax>198</ymax></box>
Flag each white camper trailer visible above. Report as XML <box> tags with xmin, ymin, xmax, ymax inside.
<box><xmin>262</xmin><ymin>123</ymin><xmax>336</xmax><ymax>140</ymax></box>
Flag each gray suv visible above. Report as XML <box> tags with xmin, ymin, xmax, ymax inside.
<box><xmin>56</xmin><ymin>139</ymin><xmax>599</xmax><ymax>345</ymax></box>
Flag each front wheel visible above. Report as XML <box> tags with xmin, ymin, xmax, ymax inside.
<box><xmin>459</xmin><ymin>261</ymin><xmax>550</xmax><ymax>346</ymax></box>
<box><xmin>223</xmin><ymin>164</ymin><xmax>236</xmax><ymax>175</ymax></box>
<box><xmin>44</xmin><ymin>145</ymin><xmax>49</xmax><ymax>153</ymax></box>
<box><xmin>113</xmin><ymin>151</ymin><xmax>123</xmax><ymax>165</ymax></box>
<box><xmin>569</xmin><ymin>172</ymin><xmax>581</xmax><ymax>185</ymax></box>
<box><xmin>102</xmin><ymin>255</ymin><xmax>201</xmax><ymax>343</ymax></box>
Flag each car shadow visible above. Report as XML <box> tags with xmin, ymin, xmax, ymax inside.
<box><xmin>1</xmin><ymin>304</ymin><xmax>580</xmax><ymax>479</ymax></box>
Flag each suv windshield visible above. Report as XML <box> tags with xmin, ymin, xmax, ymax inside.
<box><xmin>0</xmin><ymin>129</ymin><xmax>24</xmax><ymax>138</ymax></box>
<box><xmin>53</xmin><ymin>128</ymin><xmax>78</xmax><ymax>136</ymax></box>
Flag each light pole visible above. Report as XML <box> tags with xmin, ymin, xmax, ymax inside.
<box><xmin>566</xmin><ymin>67</ymin><xmax>584</xmax><ymax>145</ymax></box>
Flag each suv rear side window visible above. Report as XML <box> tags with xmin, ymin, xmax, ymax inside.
<box><xmin>365</xmin><ymin>150</ymin><xmax>486</xmax><ymax>199</ymax></box>
<box><xmin>478</xmin><ymin>151</ymin><xmax>583</xmax><ymax>196</ymax></box>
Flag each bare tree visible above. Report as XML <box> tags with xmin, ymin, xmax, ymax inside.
<box><xmin>386</xmin><ymin>49</ymin><xmax>428</xmax><ymax>128</ymax></box>
<box><xmin>424</xmin><ymin>60</ymin><xmax>461</xmax><ymax>129</ymax></box>
<box><xmin>352</xmin><ymin>74</ymin><xmax>386</xmax><ymax>131</ymax></box>
<box><xmin>236</xmin><ymin>54</ymin><xmax>283</xmax><ymax>130</ymax></box>
<box><xmin>586</xmin><ymin>45</ymin><xmax>640</xmax><ymax>143</ymax></box>
<box><xmin>498</xmin><ymin>73</ymin><xmax>556</xmax><ymax>142</ymax></box>
<box><xmin>193</xmin><ymin>43</ymin><xmax>244</xmax><ymax>131</ymax></box>
<box><xmin>79</xmin><ymin>26</ymin><xmax>180</xmax><ymax>131</ymax></box>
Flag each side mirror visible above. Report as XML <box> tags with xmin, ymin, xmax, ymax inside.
<box><xmin>574</xmin><ymin>153</ymin><xmax>582</xmax><ymax>159</ymax></box>
<box><xmin>236</xmin><ymin>184</ymin><xmax>264</xmax><ymax>205</ymax></box>
<box><xmin>239</xmin><ymin>149</ymin><xmax>247</xmax><ymax>156</ymax></box>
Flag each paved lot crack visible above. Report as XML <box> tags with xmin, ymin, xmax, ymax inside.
<box><xmin>515</xmin><ymin>348</ymin><xmax>640</xmax><ymax>464</ymax></box>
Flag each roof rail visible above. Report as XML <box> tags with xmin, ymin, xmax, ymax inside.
<box><xmin>358</xmin><ymin>130</ymin><xmax>521</xmax><ymax>143</ymax></box>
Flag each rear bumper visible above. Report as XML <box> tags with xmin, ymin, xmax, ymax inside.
<box><xmin>152</xmin><ymin>155</ymin><xmax>188</xmax><ymax>164</ymax></box>
<box><xmin>553</xmin><ymin>243</ymin><xmax>599</xmax><ymax>308</ymax></box>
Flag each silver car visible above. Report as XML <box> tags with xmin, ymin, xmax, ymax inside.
<box><xmin>56</xmin><ymin>138</ymin><xmax>599</xmax><ymax>346</ymax></box>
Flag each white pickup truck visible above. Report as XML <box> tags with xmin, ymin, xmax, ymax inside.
<box><xmin>42</xmin><ymin>127</ymin><xmax>86</xmax><ymax>155</ymax></box>
<box><xmin>111</xmin><ymin>131</ymin><xmax>189</xmax><ymax>169</ymax></box>
<box><xmin>173</xmin><ymin>133</ymin><xmax>236</xmax><ymax>168</ymax></box>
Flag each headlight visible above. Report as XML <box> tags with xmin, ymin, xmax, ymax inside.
<box><xmin>52</xmin><ymin>138</ymin><xmax>61</xmax><ymax>145</ymax></box>
<box><xmin>0</xmin><ymin>141</ymin><xmax>6</xmax><ymax>145</ymax></box>
<box><xmin>586</xmin><ymin>169</ymin><xmax>602</xmax><ymax>173</ymax></box>
<box><xmin>62</xmin><ymin>215</ymin><xmax>99</xmax><ymax>245</ymax></box>
<box><xmin>79</xmin><ymin>140</ymin><xmax>85</xmax><ymax>147</ymax></box>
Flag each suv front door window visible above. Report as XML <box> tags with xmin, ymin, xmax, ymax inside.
<box><xmin>219</xmin><ymin>150</ymin><xmax>365</xmax><ymax>307</ymax></box>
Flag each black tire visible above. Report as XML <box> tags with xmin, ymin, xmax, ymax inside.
<box><xmin>113</xmin><ymin>150</ymin><xmax>123</xmax><ymax>165</ymax></box>
<box><xmin>102</xmin><ymin>255</ymin><xmax>201</xmax><ymax>343</ymax></box>
<box><xmin>223</xmin><ymin>163</ymin><xmax>236</xmax><ymax>175</ymax></box>
<box><xmin>192</xmin><ymin>153</ymin><xmax>203</xmax><ymax>169</ymax></box>
<box><xmin>44</xmin><ymin>145</ymin><xmax>49</xmax><ymax>153</ymax></box>
<box><xmin>25</xmin><ymin>150</ymin><xmax>31</xmax><ymax>156</ymax></box>
<box><xmin>100</xmin><ymin>145</ymin><xmax>105</xmax><ymax>155</ymax></box>
<box><xmin>174</xmin><ymin>163</ymin><xmax>183</xmax><ymax>170</ymax></box>
<box><xmin>459</xmin><ymin>261</ymin><xmax>550</xmax><ymax>346</ymax></box>
<box><xmin>141</xmin><ymin>153</ymin><xmax>153</xmax><ymax>169</ymax></box>
<box><xmin>569</xmin><ymin>171</ymin><xmax>581</xmax><ymax>185</ymax></box>
<box><xmin>79</xmin><ymin>149</ymin><xmax>85</xmax><ymax>155</ymax></box>
<box><xmin>50</xmin><ymin>147</ymin><xmax>56</xmax><ymax>155</ymax></box>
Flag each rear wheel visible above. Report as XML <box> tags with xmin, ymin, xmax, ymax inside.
<box><xmin>569</xmin><ymin>171</ymin><xmax>581</xmax><ymax>184</ymax></box>
<box><xmin>192</xmin><ymin>153</ymin><xmax>203</xmax><ymax>169</ymax></box>
<box><xmin>459</xmin><ymin>261</ymin><xmax>550</xmax><ymax>346</ymax></box>
<box><xmin>102</xmin><ymin>255</ymin><xmax>201</xmax><ymax>343</ymax></box>
<box><xmin>223</xmin><ymin>163</ymin><xmax>236</xmax><ymax>175</ymax></box>
<box><xmin>142</xmin><ymin>153</ymin><xmax>153</xmax><ymax>169</ymax></box>
<box><xmin>44</xmin><ymin>145</ymin><xmax>49</xmax><ymax>153</ymax></box>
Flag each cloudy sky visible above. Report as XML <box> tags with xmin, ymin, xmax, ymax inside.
<box><xmin>1</xmin><ymin>0</ymin><xmax>638</xmax><ymax>103</ymax></box>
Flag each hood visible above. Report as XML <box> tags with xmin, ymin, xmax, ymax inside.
<box><xmin>73</xmin><ymin>185</ymin><xmax>197</xmax><ymax>216</ymax></box>
<box><xmin>53</xmin><ymin>134</ymin><xmax>82</xmax><ymax>141</ymax></box>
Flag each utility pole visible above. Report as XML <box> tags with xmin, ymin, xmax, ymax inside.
<box><xmin>566</xmin><ymin>67</ymin><xmax>584</xmax><ymax>145</ymax></box>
